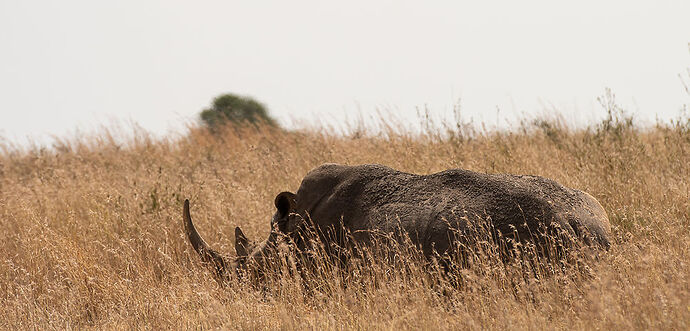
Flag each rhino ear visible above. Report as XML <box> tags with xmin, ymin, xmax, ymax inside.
<box><xmin>274</xmin><ymin>191</ymin><xmax>297</xmax><ymax>219</ymax></box>
<box><xmin>235</xmin><ymin>227</ymin><xmax>251</xmax><ymax>257</ymax></box>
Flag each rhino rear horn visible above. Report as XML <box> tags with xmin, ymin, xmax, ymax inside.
<box><xmin>183</xmin><ymin>199</ymin><xmax>228</xmax><ymax>278</ymax></box>
<box><xmin>235</xmin><ymin>227</ymin><xmax>251</xmax><ymax>257</ymax></box>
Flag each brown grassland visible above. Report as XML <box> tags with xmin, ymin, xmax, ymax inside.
<box><xmin>1</xmin><ymin>110</ymin><xmax>689</xmax><ymax>330</ymax></box>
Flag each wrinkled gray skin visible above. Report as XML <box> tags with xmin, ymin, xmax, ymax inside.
<box><xmin>184</xmin><ymin>163</ymin><xmax>611</xmax><ymax>279</ymax></box>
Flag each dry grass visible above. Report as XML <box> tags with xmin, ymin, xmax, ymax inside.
<box><xmin>1</xmin><ymin>112</ymin><xmax>689</xmax><ymax>330</ymax></box>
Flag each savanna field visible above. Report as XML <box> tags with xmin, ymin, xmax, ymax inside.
<box><xmin>1</xmin><ymin>112</ymin><xmax>689</xmax><ymax>330</ymax></box>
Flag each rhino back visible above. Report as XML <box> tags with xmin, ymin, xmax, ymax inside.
<box><xmin>294</xmin><ymin>164</ymin><xmax>610</xmax><ymax>255</ymax></box>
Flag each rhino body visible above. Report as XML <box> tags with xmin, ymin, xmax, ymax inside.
<box><xmin>184</xmin><ymin>164</ymin><xmax>611</xmax><ymax>278</ymax></box>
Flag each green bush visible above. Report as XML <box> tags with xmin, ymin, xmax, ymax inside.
<box><xmin>200</xmin><ymin>93</ymin><xmax>277</xmax><ymax>130</ymax></box>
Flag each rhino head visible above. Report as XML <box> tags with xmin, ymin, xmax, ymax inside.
<box><xmin>182</xmin><ymin>192</ymin><xmax>298</xmax><ymax>280</ymax></box>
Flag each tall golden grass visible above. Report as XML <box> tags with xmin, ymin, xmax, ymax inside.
<box><xmin>1</xmin><ymin>111</ymin><xmax>688</xmax><ymax>330</ymax></box>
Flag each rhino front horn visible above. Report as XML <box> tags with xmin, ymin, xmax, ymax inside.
<box><xmin>183</xmin><ymin>199</ymin><xmax>229</xmax><ymax>279</ymax></box>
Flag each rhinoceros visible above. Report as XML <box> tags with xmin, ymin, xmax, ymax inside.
<box><xmin>183</xmin><ymin>164</ymin><xmax>610</xmax><ymax>279</ymax></box>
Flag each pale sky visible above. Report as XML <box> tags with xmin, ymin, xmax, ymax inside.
<box><xmin>1</xmin><ymin>1</ymin><xmax>689</xmax><ymax>145</ymax></box>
